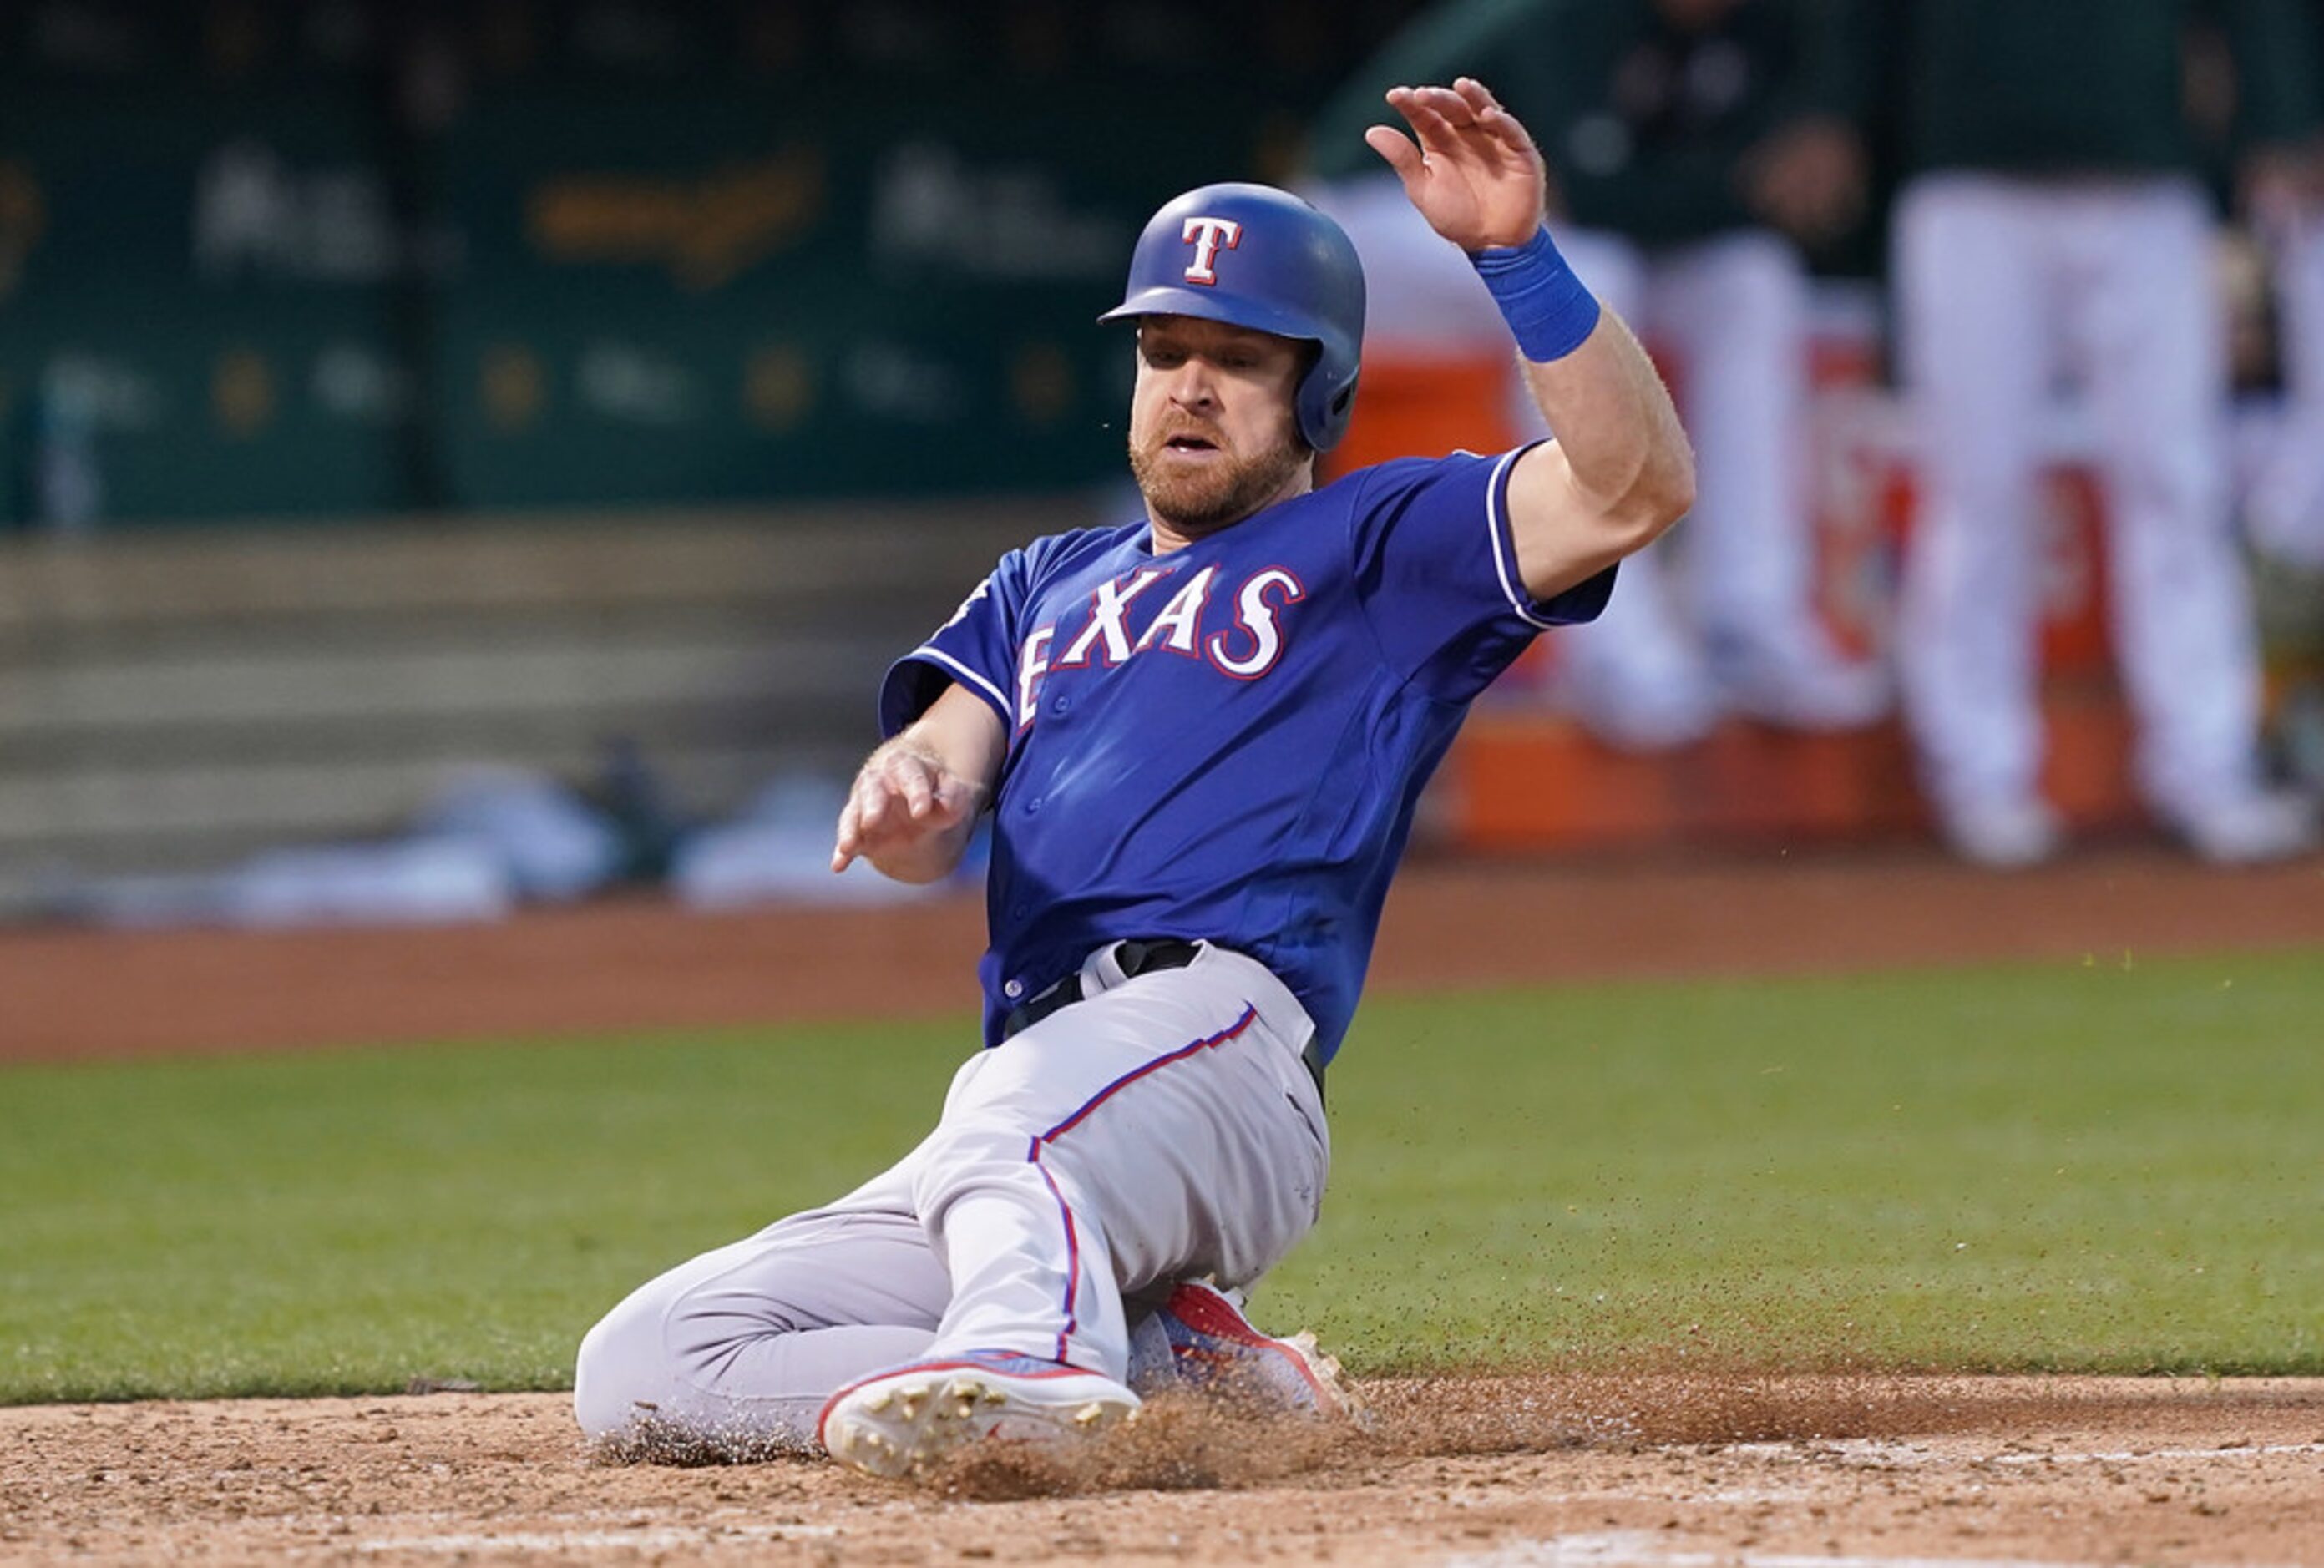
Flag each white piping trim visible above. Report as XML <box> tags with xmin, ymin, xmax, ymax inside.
<box><xmin>1484</xmin><ymin>443</ymin><xmax>1562</xmax><ymax>630</ymax></box>
<box><xmin>907</xmin><ymin>645</ymin><xmax>1011</xmax><ymax>720</ymax></box>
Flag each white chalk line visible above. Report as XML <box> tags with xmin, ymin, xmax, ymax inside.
<box><xmin>1441</xmin><ymin>1441</ymin><xmax>2324</xmax><ymax>1567</ymax></box>
<box><xmin>1714</xmin><ymin>1438</ymin><xmax>2324</xmax><ymax>1469</ymax></box>
<box><xmin>298</xmin><ymin>1439</ymin><xmax>2324</xmax><ymax>1560</ymax></box>
<box><xmin>1442</xmin><ymin>1530</ymin><xmax>2303</xmax><ymax>1568</ymax></box>
<box><xmin>346</xmin><ymin>1521</ymin><xmax>838</xmax><ymax>1555</ymax></box>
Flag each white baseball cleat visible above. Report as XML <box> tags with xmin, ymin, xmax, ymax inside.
<box><xmin>1720</xmin><ymin>655</ymin><xmax>1891</xmax><ymax>731</ymax></box>
<box><xmin>1936</xmin><ymin>792</ymin><xmax>2063</xmax><ymax>870</ymax></box>
<box><xmin>816</xmin><ymin>1350</ymin><xmax>1141</xmax><ymax>1479</ymax></box>
<box><xmin>2161</xmin><ymin>788</ymin><xmax>2320</xmax><ymax>866</ymax></box>
<box><xmin>1132</xmin><ymin>1280</ymin><xmax>1359</xmax><ymax>1419</ymax></box>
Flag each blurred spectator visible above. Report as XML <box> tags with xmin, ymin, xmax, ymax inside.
<box><xmin>1883</xmin><ymin>0</ymin><xmax>2322</xmax><ymax>866</ymax></box>
<box><xmin>2241</xmin><ymin>1</ymin><xmax>2324</xmax><ymax>797</ymax></box>
<box><xmin>2246</xmin><ymin>208</ymin><xmax>2324</xmax><ymax>571</ymax></box>
<box><xmin>2243</xmin><ymin>4</ymin><xmax>2324</xmax><ymax>574</ymax></box>
<box><xmin>1304</xmin><ymin>0</ymin><xmax>1885</xmax><ymax>750</ymax></box>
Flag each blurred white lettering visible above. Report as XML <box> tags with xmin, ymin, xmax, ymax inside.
<box><xmin>869</xmin><ymin>144</ymin><xmax>1127</xmax><ymax>281</ymax></box>
<box><xmin>193</xmin><ymin>141</ymin><xmax>398</xmax><ymax>284</ymax></box>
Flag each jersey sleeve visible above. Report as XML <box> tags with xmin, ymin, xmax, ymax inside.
<box><xmin>1348</xmin><ymin>445</ymin><xmax>1617</xmax><ymax>702</ymax></box>
<box><xmin>878</xmin><ymin>548</ymin><xmax>1033</xmax><ymax>737</ymax></box>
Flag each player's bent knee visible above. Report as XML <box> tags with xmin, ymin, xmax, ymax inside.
<box><xmin>572</xmin><ymin>1292</ymin><xmax>676</xmax><ymax>1441</ymax></box>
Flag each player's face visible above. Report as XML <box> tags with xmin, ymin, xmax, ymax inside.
<box><xmin>1127</xmin><ymin>316</ymin><xmax>1311</xmax><ymax>540</ymax></box>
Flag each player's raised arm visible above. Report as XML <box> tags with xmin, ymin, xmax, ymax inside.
<box><xmin>1368</xmin><ymin>78</ymin><xmax>1694</xmax><ymax>600</ymax></box>
<box><xmin>832</xmin><ymin>680</ymin><xmax>1006</xmax><ymax>883</ymax></box>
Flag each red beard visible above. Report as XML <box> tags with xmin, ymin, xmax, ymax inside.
<box><xmin>1127</xmin><ymin>425</ymin><xmax>1309</xmax><ymax>536</ymax></box>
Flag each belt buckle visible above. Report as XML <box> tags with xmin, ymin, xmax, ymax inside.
<box><xmin>1116</xmin><ymin>938</ymin><xmax>1201</xmax><ymax>977</ymax></box>
<box><xmin>1002</xmin><ymin>973</ymin><xmax>1076</xmax><ymax>1039</ymax></box>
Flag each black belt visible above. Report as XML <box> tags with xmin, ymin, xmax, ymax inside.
<box><xmin>1001</xmin><ymin>938</ymin><xmax>1326</xmax><ymax>1105</ymax></box>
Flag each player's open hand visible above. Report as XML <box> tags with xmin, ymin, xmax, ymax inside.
<box><xmin>832</xmin><ymin>745</ymin><xmax>985</xmax><ymax>878</ymax></box>
<box><xmin>1367</xmin><ymin>78</ymin><xmax>1547</xmax><ymax>253</ymax></box>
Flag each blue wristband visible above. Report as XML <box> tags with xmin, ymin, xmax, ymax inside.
<box><xmin>1471</xmin><ymin>227</ymin><xmax>1601</xmax><ymax>362</ymax></box>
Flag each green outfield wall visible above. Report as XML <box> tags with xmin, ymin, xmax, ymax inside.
<box><xmin>0</xmin><ymin>0</ymin><xmax>1417</xmax><ymax>526</ymax></box>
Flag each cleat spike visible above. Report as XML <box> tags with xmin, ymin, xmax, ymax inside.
<box><xmin>818</xmin><ymin>1350</ymin><xmax>1140</xmax><ymax>1478</ymax></box>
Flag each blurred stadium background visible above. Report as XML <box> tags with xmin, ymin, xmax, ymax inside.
<box><xmin>1</xmin><ymin>0</ymin><xmax>2319</xmax><ymax>928</ymax></box>
<box><xmin>0</xmin><ymin>0</ymin><xmax>1441</xmax><ymax>920</ymax></box>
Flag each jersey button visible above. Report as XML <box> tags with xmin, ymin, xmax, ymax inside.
<box><xmin>1003</xmin><ymin>979</ymin><xmax>1025</xmax><ymax>999</ymax></box>
<box><xmin>1050</xmin><ymin>695</ymin><xmax>1071</xmax><ymax>716</ymax></box>
<box><xmin>1010</xmin><ymin>904</ymin><xmax>1029</xmax><ymax>919</ymax></box>
<box><xmin>1025</xmin><ymin>796</ymin><xmax>1042</xmax><ymax>814</ymax></box>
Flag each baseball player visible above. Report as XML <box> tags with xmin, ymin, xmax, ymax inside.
<box><xmin>2245</xmin><ymin>1</ymin><xmax>2324</xmax><ymax>575</ymax></box>
<box><xmin>573</xmin><ymin>78</ymin><xmax>1693</xmax><ymax>1479</ymax></box>
<box><xmin>1304</xmin><ymin>0</ymin><xmax>1886</xmax><ymax>750</ymax></box>
<box><xmin>1886</xmin><ymin>0</ymin><xmax>2321</xmax><ymax>865</ymax></box>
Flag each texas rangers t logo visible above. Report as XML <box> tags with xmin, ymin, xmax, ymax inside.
<box><xmin>1180</xmin><ymin>217</ymin><xmax>1242</xmax><ymax>285</ymax></box>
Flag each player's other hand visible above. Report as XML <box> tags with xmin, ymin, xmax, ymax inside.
<box><xmin>832</xmin><ymin>746</ymin><xmax>985</xmax><ymax>879</ymax></box>
<box><xmin>1367</xmin><ymin>78</ymin><xmax>1547</xmax><ymax>252</ymax></box>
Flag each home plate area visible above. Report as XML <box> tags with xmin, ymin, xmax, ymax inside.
<box><xmin>3</xmin><ymin>1373</ymin><xmax>2319</xmax><ymax>1565</ymax></box>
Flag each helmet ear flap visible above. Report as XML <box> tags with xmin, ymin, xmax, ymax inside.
<box><xmin>1298</xmin><ymin>365</ymin><xmax>1360</xmax><ymax>453</ymax></box>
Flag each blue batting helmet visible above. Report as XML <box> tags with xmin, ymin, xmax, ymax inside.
<box><xmin>1100</xmin><ymin>182</ymin><xmax>1365</xmax><ymax>453</ymax></box>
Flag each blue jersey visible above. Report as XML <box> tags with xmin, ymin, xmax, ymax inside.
<box><xmin>878</xmin><ymin>445</ymin><xmax>1613</xmax><ymax>1062</ymax></box>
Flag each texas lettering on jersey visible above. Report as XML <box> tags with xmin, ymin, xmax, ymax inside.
<box><xmin>877</xmin><ymin>449</ymin><xmax>1615</xmax><ymax>1060</ymax></box>
<box><xmin>1015</xmin><ymin>564</ymin><xmax>1306</xmax><ymax>727</ymax></box>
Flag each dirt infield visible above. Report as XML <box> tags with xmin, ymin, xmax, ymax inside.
<box><xmin>4</xmin><ymin>847</ymin><xmax>2321</xmax><ymax>1564</ymax></box>
<box><xmin>4</xmin><ymin>1376</ymin><xmax>2320</xmax><ymax>1565</ymax></box>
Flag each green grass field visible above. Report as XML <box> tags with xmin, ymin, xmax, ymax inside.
<box><xmin>3</xmin><ymin>948</ymin><xmax>2319</xmax><ymax>1404</ymax></box>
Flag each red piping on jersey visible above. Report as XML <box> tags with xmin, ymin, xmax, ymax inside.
<box><xmin>1024</xmin><ymin>1003</ymin><xmax>1262</xmax><ymax>1362</ymax></box>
